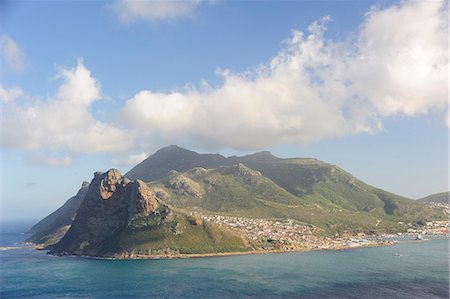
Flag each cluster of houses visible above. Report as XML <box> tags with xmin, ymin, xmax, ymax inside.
<box><xmin>198</xmin><ymin>214</ymin><xmax>391</xmax><ymax>250</ymax></box>
<box><xmin>405</xmin><ymin>220</ymin><xmax>450</xmax><ymax>235</ymax></box>
<box><xmin>200</xmin><ymin>215</ymin><xmax>315</xmax><ymax>245</ymax></box>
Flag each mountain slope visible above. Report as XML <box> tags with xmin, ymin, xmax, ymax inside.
<box><xmin>148</xmin><ymin>162</ymin><xmax>445</xmax><ymax>234</ymax></box>
<box><xmin>127</xmin><ymin>146</ymin><xmax>431</xmax><ymax>218</ymax></box>
<box><xmin>48</xmin><ymin>169</ymin><xmax>249</xmax><ymax>257</ymax></box>
<box><xmin>418</xmin><ymin>192</ymin><xmax>449</xmax><ymax>204</ymax></box>
<box><xmin>126</xmin><ymin>146</ymin><xmax>444</xmax><ymax>232</ymax></box>
<box><xmin>126</xmin><ymin>145</ymin><xmax>227</xmax><ymax>182</ymax></box>
<box><xmin>29</xmin><ymin>146</ymin><xmax>446</xmax><ymax>257</ymax></box>
<box><xmin>26</xmin><ymin>182</ymin><xmax>90</xmax><ymax>247</ymax></box>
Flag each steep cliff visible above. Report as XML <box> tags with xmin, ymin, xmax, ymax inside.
<box><xmin>47</xmin><ymin>169</ymin><xmax>248</xmax><ymax>257</ymax></box>
<box><xmin>49</xmin><ymin>169</ymin><xmax>159</xmax><ymax>256</ymax></box>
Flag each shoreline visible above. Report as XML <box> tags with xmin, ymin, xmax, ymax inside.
<box><xmin>26</xmin><ymin>233</ymin><xmax>450</xmax><ymax>261</ymax></box>
<box><xmin>31</xmin><ymin>240</ymin><xmax>397</xmax><ymax>261</ymax></box>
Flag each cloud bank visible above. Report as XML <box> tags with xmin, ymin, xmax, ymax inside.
<box><xmin>1</xmin><ymin>0</ymin><xmax>447</xmax><ymax>165</ymax></box>
<box><xmin>121</xmin><ymin>0</ymin><xmax>448</xmax><ymax>151</ymax></box>
<box><xmin>1</xmin><ymin>60</ymin><xmax>133</xmax><ymax>161</ymax></box>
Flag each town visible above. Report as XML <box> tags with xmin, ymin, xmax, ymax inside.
<box><xmin>198</xmin><ymin>214</ymin><xmax>395</xmax><ymax>251</ymax></box>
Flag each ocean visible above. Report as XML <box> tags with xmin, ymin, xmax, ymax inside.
<box><xmin>1</xmin><ymin>220</ymin><xmax>448</xmax><ymax>299</ymax></box>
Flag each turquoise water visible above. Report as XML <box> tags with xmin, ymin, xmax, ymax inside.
<box><xmin>1</xmin><ymin>221</ymin><xmax>449</xmax><ymax>298</ymax></box>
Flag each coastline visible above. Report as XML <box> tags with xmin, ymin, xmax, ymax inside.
<box><xmin>26</xmin><ymin>231</ymin><xmax>450</xmax><ymax>261</ymax></box>
<box><xmin>29</xmin><ymin>239</ymin><xmax>397</xmax><ymax>261</ymax></box>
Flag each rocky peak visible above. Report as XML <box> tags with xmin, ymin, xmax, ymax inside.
<box><xmin>81</xmin><ymin>181</ymin><xmax>90</xmax><ymax>189</ymax></box>
<box><xmin>89</xmin><ymin>169</ymin><xmax>158</xmax><ymax>215</ymax></box>
<box><xmin>161</xmin><ymin>144</ymin><xmax>182</xmax><ymax>151</ymax></box>
<box><xmin>190</xmin><ymin>167</ymin><xmax>207</xmax><ymax>176</ymax></box>
<box><xmin>128</xmin><ymin>180</ymin><xmax>159</xmax><ymax>216</ymax></box>
<box><xmin>154</xmin><ymin>145</ymin><xmax>192</xmax><ymax>156</ymax></box>
<box><xmin>167</xmin><ymin>174</ymin><xmax>204</xmax><ymax>197</ymax></box>
<box><xmin>224</xmin><ymin>163</ymin><xmax>261</xmax><ymax>177</ymax></box>
<box><xmin>242</xmin><ymin>151</ymin><xmax>277</xmax><ymax>161</ymax></box>
<box><xmin>51</xmin><ymin>170</ymin><xmax>160</xmax><ymax>255</ymax></box>
<box><xmin>93</xmin><ymin>169</ymin><xmax>127</xmax><ymax>200</ymax></box>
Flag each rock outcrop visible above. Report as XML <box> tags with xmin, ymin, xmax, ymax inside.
<box><xmin>50</xmin><ymin>169</ymin><xmax>159</xmax><ymax>256</ymax></box>
<box><xmin>218</xmin><ymin>163</ymin><xmax>262</xmax><ymax>177</ymax></box>
<box><xmin>167</xmin><ymin>173</ymin><xmax>204</xmax><ymax>197</ymax></box>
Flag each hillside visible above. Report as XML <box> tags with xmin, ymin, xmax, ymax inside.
<box><xmin>126</xmin><ymin>145</ymin><xmax>227</xmax><ymax>182</ymax></box>
<box><xmin>126</xmin><ymin>146</ymin><xmax>444</xmax><ymax>233</ymax></box>
<box><xmin>418</xmin><ymin>192</ymin><xmax>449</xmax><ymax>204</ymax></box>
<box><xmin>26</xmin><ymin>182</ymin><xmax>89</xmax><ymax>248</ymax></box>
<box><xmin>47</xmin><ymin>169</ymin><xmax>249</xmax><ymax>257</ymax></box>
<box><xmin>28</xmin><ymin>145</ymin><xmax>447</xmax><ymax>258</ymax></box>
<box><xmin>147</xmin><ymin>162</ymin><xmax>444</xmax><ymax>234</ymax></box>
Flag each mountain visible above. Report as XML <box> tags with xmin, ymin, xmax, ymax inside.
<box><xmin>126</xmin><ymin>145</ymin><xmax>227</xmax><ymax>182</ymax></box>
<box><xmin>126</xmin><ymin>145</ymin><xmax>281</xmax><ymax>182</ymax></box>
<box><xmin>26</xmin><ymin>182</ymin><xmax>89</xmax><ymax>248</ymax></box>
<box><xmin>128</xmin><ymin>146</ymin><xmax>444</xmax><ymax>232</ymax></box>
<box><xmin>28</xmin><ymin>145</ymin><xmax>446</xmax><ymax>257</ymax></box>
<box><xmin>418</xmin><ymin>192</ymin><xmax>449</xmax><ymax>204</ymax></box>
<box><xmin>48</xmin><ymin>169</ymin><xmax>249</xmax><ymax>257</ymax></box>
<box><xmin>147</xmin><ymin>162</ymin><xmax>444</xmax><ymax>234</ymax></box>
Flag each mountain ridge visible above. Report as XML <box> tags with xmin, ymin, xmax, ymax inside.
<box><xmin>418</xmin><ymin>191</ymin><xmax>449</xmax><ymax>204</ymax></box>
<box><xmin>28</xmin><ymin>145</ymin><xmax>447</xmax><ymax>258</ymax></box>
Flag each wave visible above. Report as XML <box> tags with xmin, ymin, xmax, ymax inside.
<box><xmin>0</xmin><ymin>246</ymin><xmax>20</xmax><ymax>251</ymax></box>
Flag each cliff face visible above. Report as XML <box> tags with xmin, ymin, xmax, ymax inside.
<box><xmin>50</xmin><ymin>169</ymin><xmax>159</xmax><ymax>256</ymax></box>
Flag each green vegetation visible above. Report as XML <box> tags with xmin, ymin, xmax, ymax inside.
<box><xmin>27</xmin><ymin>183</ymin><xmax>88</xmax><ymax>247</ymax></box>
<box><xmin>418</xmin><ymin>191</ymin><xmax>449</xmax><ymax>204</ymax></box>
<box><xmin>147</xmin><ymin>159</ymin><xmax>446</xmax><ymax>235</ymax></box>
<box><xmin>28</xmin><ymin>146</ymin><xmax>447</xmax><ymax>257</ymax></box>
<box><xmin>120</xmin><ymin>211</ymin><xmax>251</xmax><ymax>254</ymax></box>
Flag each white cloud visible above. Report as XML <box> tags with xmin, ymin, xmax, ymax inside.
<box><xmin>0</xmin><ymin>86</ymin><xmax>24</xmax><ymax>103</ymax></box>
<box><xmin>350</xmin><ymin>0</ymin><xmax>448</xmax><ymax>117</ymax></box>
<box><xmin>112</xmin><ymin>152</ymin><xmax>149</xmax><ymax>166</ymax></box>
<box><xmin>120</xmin><ymin>0</ymin><xmax>448</xmax><ymax>150</ymax></box>
<box><xmin>0</xmin><ymin>60</ymin><xmax>133</xmax><ymax>156</ymax></box>
<box><xmin>1</xmin><ymin>35</ymin><xmax>26</xmax><ymax>73</ymax></box>
<box><xmin>1</xmin><ymin>0</ymin><xmax>447</xmax><ymax>164</ymax></box>
<box><xmin>112</xmin><ymin>0</ymin><xmax>203</xmax><ymax>23</ymax></box>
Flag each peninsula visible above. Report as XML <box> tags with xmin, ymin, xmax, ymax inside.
<box><xmin>27</xmin><ymin>146</ymin><xmax>449</xmax><ymax>259</ymax></box>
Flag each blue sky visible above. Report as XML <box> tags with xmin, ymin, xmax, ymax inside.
<box><xmin>0</xmin><ymin>0</ymin><xmax>448</xmax><ymax>220</ymax></box>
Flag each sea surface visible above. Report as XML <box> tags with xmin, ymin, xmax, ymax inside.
<box><xmin>1</xmin><ymin>220</ymin><xmax>448</xmax><ymax>299</ymax></box>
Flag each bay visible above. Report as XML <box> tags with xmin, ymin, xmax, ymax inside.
<box><xmin>1</xmin><ymin>221</ymin><xmax>448</xmax><ymax>299</ymax></box>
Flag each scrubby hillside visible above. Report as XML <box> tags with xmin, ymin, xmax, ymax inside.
<box><xmin>147</xmin><ymin>160</ymin><xmax>445</xmax><ymax>234</ymax></box>
<box><xmin>28</xmin><ymin>146</ymin><xmax>446</xmax><ymax>257</ymax></box>
<box><xmin>418</xmin><ymin>192</ymin><xmax>449</xmax><ymax>204</ymax></box>
<box><xmin>27</xmin><ymin>182</ymin><xmax>89</xmax><ymax>248</ymax></box>
<box><xmin>40</xmin><ymin>169</ymin><xmax>249</xmax><ymax>257</ymax></box>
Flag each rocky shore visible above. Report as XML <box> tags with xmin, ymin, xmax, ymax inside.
<box><xmin>36</xmin><ymin>235</ymin><xmax>397</xmax><ymax>261</ymax></box>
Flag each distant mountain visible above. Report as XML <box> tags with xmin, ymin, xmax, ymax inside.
<box><xmin>28</xmin><ymin>146</ymin><xmax>447</xmax><ymax>258</ymax></box>
<box><xmin>27</xmin><ymin>182</ymin><xmax>89</xmax><ymax>247</ymax></box>
<box><xmin>418</xmin><ymin>192</ymin><xmax>449</xmax><ymax>204</ymax></box>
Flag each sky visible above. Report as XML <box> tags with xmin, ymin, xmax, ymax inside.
<box><xmin>0</xmin><ymin>0</ymin><xmax>448</xmax><ymax>221</ymax></box>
